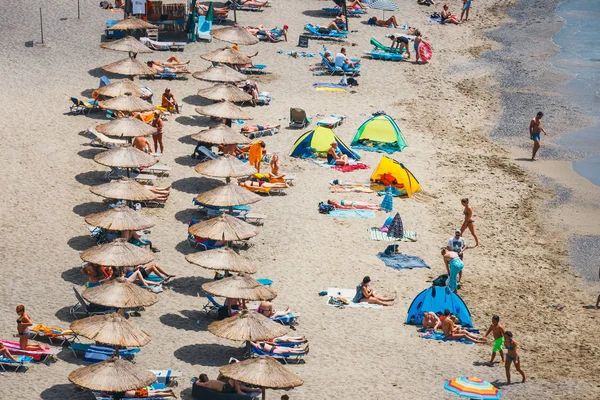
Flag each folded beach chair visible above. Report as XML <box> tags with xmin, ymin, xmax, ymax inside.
<box><xmin>196</xmin><ymin>15</ymin><xmax>213</xmax><ymax>42</ymax></box>
<box><xmin>239</xmin><ymin>64</ymin><xmax>267</xmax><ymax>74</ymax></box>
<box><xmin>289</xmin><ymin>108</ymin><xmax>311</xmax><ymax>129</ymax></box>
<box><xmin>70</xmin><ymin>287</ymin><xmax>117</xmax><ymax>319</ymax></box>
<box><xmin>0</xmin><ymin>355</ymin><xmax>34</xmax><ymax>372</ymax></box>
<box><xmin>107</xmin><ymin>167</ymin><xmax>157</xmax><ymax>184</ymax></box>
<box><xmin>200</xmin><ymin>292</ymin><xmax>222</xmax><ymax>314</ymax></box>
<box><xmin>70</xmin><ymin>97</ymin><xmax>98</xmax><ymax>115</ymax></box>
<box><xmin>87</xmin><ymin>128</ymin><xmax>127</xmax><ymax>148</ymax></box>
<box><xmin>0</xmin><ymin>340</ymin><xmax>59</xmax><ymax>362</ymax></box>
<box><xmin>304</xmin><ymin>24</ymin><xmax>347</xmax><ymax>39</ymax></box>
<box><xmin>193</xmin><ymin>144</ymin><xmax>219</xmax><ymax>161</ymax></box>
<box><xmin>250</xmin><ymin>344</ymin><xmax>307</xmax><ymax>364</ymax></box>
<box><xmin>139</xmin><ymin>37</ymin><xmax>186</xmax><ymax>51</ymax></box>
<box><xmin>30</xmin><ymin>324</ymin><xmax>78</xmax><ymax>346</ymax></box>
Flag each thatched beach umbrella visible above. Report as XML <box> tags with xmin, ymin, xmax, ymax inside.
<box><xmin>219</xmin><ymin>356</ymin><xmax>303</xmax><ymax>400</ymax></box>
<box><xmin>99</xmin><ymin>94</ymin><xmax>155</xmax><ymax>113</ymax></box>
<box><xmin>70</xmin><ymin>313</ymin><xmax>151</xmax><ymax>348</ymax></box>
<box><xmin>96</xmin><ymin>117</ymin><xmax>157</xmax><ymax>138</ymax></box>
<box><xmin>185</xmin><ymin>247</ymin><xmax>257</xmax><ymax>274</ymax></box>
<box><xmin>208</xmin><ymin>309</ymin><xmax>288</xmax><ymax>342</ymax></box>
<box><xmin>83</xmin><ymin>277</ymin><xmax>158</xmax><ymax>309</ymax></box>
<box><xmin>212</xmin><ymin>26</ymin><xmax>260</xmax><ymax>46</ymax></box>
<box><xmin>94</xmin><ymin>80</ymin><xmax>143</xmax><ymax>98</ymax></box>
<box><xmin>197</xmin><ymin>84</ymin><xmax>253</xmax><ymax>103</ymax></box>
<box><xmin>80</xmin><ymin>239</ymin><xmax>154</xmax><ymax>267</ymax></box>
<box><xmin>202</xmin><ymin>274</ymin><xmax>276</xmax><ymax>301</ymax></box>
<box><xmin>195</xmin><ymin>183</ymin><xmax>261</xmax><ymax>207</ymax></box>
<box><xmin>100</xmin><ymin>36</ymin><xmax>153</xmax><ymax>54</ymax></box>
<box><xmin>85</xmin><ymin>205</ymin><xmax>155</xmax><ymax>232</ymax></box>
<box><xmin>102</xmin><ymin>58</ymin><xmax>156</xmax><ymax>78</ymax></box>
<box><xmin>107</xmin><ymin>17</ymin><xmax>158</xmax><ymax>31</ymax></box>
<box><xmin>90</xmin><ymin>178</ymin><xmax>157</xmax><ymax>201</ymax></box>
<box><xmin>195</xmin><ymin>102</ymin><xmax>254</xmax><ymax>121</ymax></box>
<box><xmin>188</xmin><ymin>213</ymin><xmax>258</xmax><ymax>241</ymax></box>
<box><xmin>191</xmin><ymin>124</ymin><xmax>250</xmax><ymax>145</ymax></box>
<box><xmin>200</xmin><ymin>47</ymin><xmax>252</xmax><ymax>65</ymax></box>
<box><xmin>94</xmin><ymin>146</ymin><xmax>157</xmax><ymax>169</ymax></box>
<box><xmin>194</xmin><ymin>155</ymin><xmax>255</xmax><ymax>179</ymax></box>
<box><xmin>192</xmin><ymin>65</ymin><xmax>246</xmax><ymax>83</ymax></box>
<box><xmin>69</xmin><ymin>357</ymin><xmax>156</xmax><ymax>392</ymax></box>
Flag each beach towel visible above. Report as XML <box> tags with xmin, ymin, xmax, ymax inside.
<box><xmin>368</xmin><ymin>227</ymin><xmax>417</xmax><ymax>241</ymax></box>
<box><xmin>287</xmin><ymin>51</ymin><xmax>315</xmax><ymax>57</ymax></box>
<box><xmin>313</xmin><ymin>83</ymin><xmax>349</xmax><ymax>89</ymax></box>
<box><xmin>377</xmin><ymin>253</ymin><xmax>430</xmax><ymax>270</ymax></box>
<box><xmin>330</xmin><ymin>185</ymin><xmax>376</xmax><ymax>193</ymax></box>
<box><xmin>420</xmin><ymin>330</ymin><xmax>474</xmax><ymax>344</ymax></box>
<box><xmin>332</xmin><ymin>163</ymin><xmax>369</xmax><ymax>172</ymax></box>
<box><xmin>428</xmin><ymin>17</ymin><xmax>442</xmax><ymax>23</ymax></box>
<box><xmin>380</xmin><ymin>187</ymin><xmax>394</xmax><ymax>212</ymax></box>
<box><xmin>326</xmin><ymin>288</ymin><xmax>384</xmax><ymax>309</ymax></box>
<box><xmin>316</xmin><ymin>87</ymin><xmax>347</xmax><ymax>93</ymax></box>
<box><xmin>327</xmin><ymin>209</ymin><xmax>376</xmax><ymax>218</ymax></box>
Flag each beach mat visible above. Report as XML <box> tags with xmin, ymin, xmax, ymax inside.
<box><xmin>328</xmin><ymin>209</ymin><xmax>376</xmax><ymax>218</ymax></box>
<box><xmin>368</xmin><ymin>227</ymin><xmax>417</xmax><ymax>241</ymax></box>
<box><xmin>419</xmin><ymin>331</ymin><xmax>474</xmax><ymax>344</ymax></box>
<box><xmin>428</xmin><ymin>17</ymin><xmax>442</xmax><ymax>23</ymax></box>
<box><xmin>326</xmin><ymin>288</ymin><xmax>383</xmax><ymax>309</ymax></box>
<box><xmin>330</xmin><ymin>185</ymin><xmax>376</xmax><ymax>193</ymax></box>
<box><xmin>332</xmin><ymin>163</ymin><xmax>369</xmax><ymax>172</ymax></box>
<box><xmin>315</xmin><ymin>87</ymin><xmax>347</xmax><ymax>93</ymax></box>
<box><xmin>377</xmin><ymin>253</ymin><xmax>430</xmax><ymax>270</ymax></box>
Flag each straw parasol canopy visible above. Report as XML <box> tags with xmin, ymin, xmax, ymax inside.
<box><xmin>83</xmin><ymin>277</ymin><xmax>158</xmax><ymax>309</ymax></box>
<box><xmin>192</xmin><ymin>65</ymin><xmax>246</xmax><ymax>83</ymax></box>
<box><xmin>85</xmin><ymin>205</ymin><xmax>155</xmax><ymax>232</ymax></box>
<box><xmin>196</xmin><ymin>183</ymin><xmax>261</xmax><ymax>207</ymax></box>
<box><xmin>107</xmin><ymin>17</ymin><xmax>158</xmax><ymax>31</ymax></box>
<box><xmin>100</xmin><ymin>36</ymin><xmax>153</xmax><ymax>54</ymax></box>
<box><xmin>99</xmin><ymin>94</ymin><xmax>155</xmax><ymax>113</ymax></box>
<box><xmin>195</xmin><ymin>102</ymin><xmax>254</xmax><ymax>121</ymax></box>
<box><xmin>212</xmin><ymin>26</ymin><xmax>260</xmax><ymax>46</ymax></box>
<box><xmin>80</xmin><ymin>238</ymin><xmax>154</xmax><ymax>267</ymax></box>
<box><xmin>191</xmin><ymin>124</ymin><xmax>250</xmax><ymax>145</ymax></box>
<box><xmin>220</xmin><ymin>356</ymin><xmax>303</xmax><ymax>392</ymax></box>
<box><xmin>90</xmin><ymin>178</ymin><xmax>158</xmax><ymax>201</ymax></box>
<box><xmin>197</xmin><ymin>84</ymin><xmax>253</xmax><ymax>103</ymax></box>
<box><xmin>188</xmin><ymin>213</ymin><xmax>259</xmax><ymax>241</ymax></box>
<box><xmin>96</xmin><ymin>117</ymin><xmax>157</xmax><ymax>138</ymax></box>
<box><xmin>70</xmin><ymin>313</ymin><xmax>151</xmax><ymax>348</ymax></box>
<box><xmin>69</xmin><ymin>357</ymin><xmax>156</xmax><ymax>392</ymax></box>
<box><xmin>102</xmin><ymin>57</ymin><xmax>156</xmax><ymax>77</ymax></box>
<box><xmin>200</xmin><ymin>47</ymin><xmax>252</xmax><ymax>65</ymax></box>
<box><xmin>94</xmin><ymin>80</ymin><xmax>143</xmax><ymax>98</ymax></box>
<box><xmin>208</xmin><ymin>309</ymin><xmax>288</xmax><ymax>341</ymax></box>
<box><xmin>94</xmin><ymin>146</ymin><xmax>157</xmax><ymax>169</ymax></box>
<box><xmin>185</xmin><ymin>247</ymin><xmax>257</xmax><ymax>274</ymax></box>
<box><xmin>202</xmin><ymin>274</ymin><xmax>276</xmax><ymax>301</ymax></box>
<box><xmin>194</xmin><ymin>155</ymin><xmax>255</xmax><ymax>179</ymax></box>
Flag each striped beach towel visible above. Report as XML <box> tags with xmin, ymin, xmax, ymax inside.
<box><xmin>368</xmin><ymin>227</ymin><xmax>417</xmax><ymax>241</ymax></box>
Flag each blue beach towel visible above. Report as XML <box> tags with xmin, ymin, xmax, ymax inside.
<box><xmin>420</xmin><ymin>330</ymin><xmax>474</xmax><ymax>344</ymax></box>
<box><xmin>377</xmin><ymin>253</ymin><xmax>430</xmax><ymax>270</ymax></box>
<box><xmin>313</xmin><ymin>82</ymin><xmax>349</xmax><ymax>89</ymax></box>
<box><xmin>328</xmin><ymin>209</ymin><xmax>376</xmax><ymax>218</ymax></box>
<box><xmin>428</xmin><ymin>17</ymin><xmax>442</xmax><ymax>23</ymax></box>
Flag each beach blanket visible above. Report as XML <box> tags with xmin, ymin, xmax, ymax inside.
<box><xmin>316</xmin><ymin>87</ymin><xmax>347</xmax><ymax>93</ymax></box>
<box><xmin>377</xmin><ymin>253</ymin><xmax>430</xmax><ymax>270</ymax></box>
<box><xmin>368</xmin><ymin>227</ymin><xmax>417</xmax><ymax>241</ymax></box>
<box><xmin>328</xmin><ymin>209</ymin><xmax>376</xmax><ymax>218</ymax></box>
<box><xmin>272</xmin><ymin>313</ymin><xmax>298</xmax><ymax>324</ymax></box>
<box><xmin>326</xmin><ymin>288</ymin><xmax>384</xmax><ymax>309</ymax></box>
<box><xmin>420</xmin><ymin>331</ymin><xmax>474</xmax><ymax>344</ymax></box>
<box><xmin>332</xmin><ymin>163</ymin><xmax>369</xmax><ymax>172</ymax></box>
<box><xmin>287</xmin><ymin>51</ymin><xmax>315</xmax><ymax>57</ymax></box>
<box><xmin>330</xmin><ymin>185</ymin><xmax>376</xmax><ymax>193</ymax></box>
<box><xmin>428</xmin><ymin>17</ymin><xmax>442</xmax><ymax>23</ymax></box>
<box><xmin>313</xmin><ymin>83</ymin><xmax>349</xmax><ymax>89</ymax></box>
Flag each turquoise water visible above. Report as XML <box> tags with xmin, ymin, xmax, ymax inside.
<box><xmin>552</xmin><ymin>0</ymin><xmax>600</xmax><ymax>186</ymax></box>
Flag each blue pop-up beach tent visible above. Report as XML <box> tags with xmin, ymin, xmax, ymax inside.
<box><xmin>405</xmin><ymin>286</ymin><xmax>473</xmax><ymax>327</ymax></box>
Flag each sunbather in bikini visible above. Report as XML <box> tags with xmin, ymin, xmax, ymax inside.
<box><xmin>81</xmin><ymin>263</ymin><xmax>113</xmax><ymax>288</ymax></box>
<box><xmin>115</xmin><ymin>267</ymin><xmax>163</xmax><ymax>288</ymax></box>
<box><xmin>152</xmin><ymin>57</ymin><xmax>190</xmax><ymax>66</ymax></box>
<box><xmin>103</xmin><ymin>388</ymin><xmax>177</xmax><ymax>398</ymax></box>
<box><xmin>0</xmin><ymin>342</ymin><xmax>16</xmax><ymax>361</ymax></box>
<box><xmin>241</xmin><ymin>124</ymin><xmax>280</xmax><ymax>133</ymax></box>
<box><xmin>237</xmin><ymin>0</ymin><xmax>269</xmax><ymax>7</ymax></box>
<box><xmin>251</xmin><ymin>341</ymin><xmax>309</xmax><ymax>355</ymax></box>
<box><xmin>306</xmin><ymin>22</ymin><xmax>345</xmax><ymax>34</ymax></box>
<box><xmin>422</xmin><ymin>311</ymin><xmax>442</xmax><ymax>330</ymax></box>
<box><xmin>327</xmin><ymin>142</ymin><xmax>349</xmax><ymax>165</ymax></box>
<box><xmin>257</xmin><ymin>300</ymin><xmax>292</xmax><ymax>318</ymax></box>
<box><xmin>122</xmin><ymin>264</ymin><xmax>175</xmax><ymax>282</ymax></box>
<box><xmin>239</xmin><ymin>180</ymin><xmax>289</xmax><ymax>189</ymax></box>
<box><xmin>146</xmin><ymin>61</ymin><xmax>190</xmax><ymax>74</ymax></box>
<box><xmin>269</xmin><ymin>154</ymin><xmax>286</xmax><ymax>179</ymax></box>
<box><xmin>353</xmin><ymin>276</ymin><xmax>395</xmax><ymax>306</ymax></box>
<box><xmin>327</xmin><ymin>199</ymin><xmax>381</xmax><ymax>210</ymax></box>
<box><xmin>348</xmin><ymin>0</ymin><xmax>367</xmax><ymax>9</ymax></box>
<box><xmin>268</xmin><ymin>336</ymin><xmax>307</xmax><ymax>345</ymax></box>
<box><xmin>369</xmin><ymin>15</ymin><xmax>401</xmax><ymax>28</ymax></box>
<box><xmin>16</xmin><ymin>305</ymin><xmax>45</xmax><ymax>351</ymax></box>
<box><xmin>441</xmin><ymin>5</ymin><xmax>461</xmax><ymax>24</ymax></box>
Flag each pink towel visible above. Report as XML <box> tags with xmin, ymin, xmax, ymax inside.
<box><xmin>332</xmin><ymin>163</ymin><xmax>369</xmax><ymax>173</ymax></box>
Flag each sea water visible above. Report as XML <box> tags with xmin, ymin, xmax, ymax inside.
<box><xmin>552</xmin><ymin>0</ymin><xmax>600</xmax><ymax>186</ymax></box>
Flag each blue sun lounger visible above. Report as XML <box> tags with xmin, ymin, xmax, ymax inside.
<box><xmin>239</xmin><ymin>64</ymin><xmax>268</xmax><ymax>74</ymax></box>
<box><xmin>0</xmin><ymin>355</ymin><xmax>34</xmax><ymax>372</ymax></box>
<box><xmin>250</xmin><ymin>345</ymin><xmax>307</xmax><ymax>364</ymax></box>
<box><xmin>319</xmin><ymin>53</ymin><xmax>361</xmax><ymax>75</ymax></box>
<box><xmin>321</xmin><ymin>7</ymin><xmax>366</xmax><ymax>16</ymax></box>
<box><xmin>83</xmin><ymin>346</ymin><xmax>141</xmax><ymax>363</ymax></box>
<box><xmin>93</xmin><ymin>383</ymin><xmax>168</xmax><ymax>400</ymax></box>
<box><xmin>304</xmin><ymin>24</ymin><xmax>347</xmax><ymax>39</ymax></box>
<box><xmin>366</xmin><ymin>50</ymin><xmax>405</xmax><ymax>61</ymax></box>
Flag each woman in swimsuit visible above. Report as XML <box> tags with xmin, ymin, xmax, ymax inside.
<box><xmin>422</xmin><ymin>311</ymin><xmax>442</xmax><ymax>331</ymax></box>
<box><xmin>122</xmin><ymin>230</ymin><xmax>160</xmax><ymax>253</ymax></box>
<box><xmin>239</xmin><ymin>180</ymin><xmax>289</xmax><ymax>189</ymax></box>
<box><xmin>81</xmin><ymin>263</ymin><xmax>111</xmax><ymax>288</ymax></box>
<box><xmin>122</xmin><ymin>264</ymin><xmax>175</xmax><ymax>282</ymax></box>
<box><xmin>504</xmin><ymin>331</ymin><xmax>526</xmax><ymax>384</ymax></box>
<box><xmin>369</xmin><ymin>15</ymin><xmax>401</xmax><ymax>28</ymax></box>
<box><xmin>460</xmin><ymin>197</ymin><xmax>479</xmax><ymax>247</ymax></box>
<box><xmin>327</xmin><ymin>142</ymin><xmax>349</xmax><ymax>166</ymax></box>
<box><xmin>389</xmin><ymin>35</ymin><xmax>411</xmax><ymax>58</ymax></box>
<box><xmin>0</xmin><ymin>342</ymin><xmax>16</xmax><ymax>361</ymax></box>
<box><xmin>354</xmin><ymin>276</ymin><xmax>395</xmax><ymax>306</ymax></box>
<box><xmin>327</xmin><ymin>199</ymin><xmax>381</xmax><ymax>210</ymax></box>
<box><xmin>257</xmin><ymin>300</ymin><xmax>291</xmax><ymax>318</ymax></box>
<box><xmin>269</xmin><ymin>154</ymin><xmax>286</xmax><ymax>179</ymax></box>
<box><xmin>16</xmin><ymin>305</ymin><xmax>45</xmax><ymax>351</ymax></box>
<box><xmin>441</xmin><ymin>5</ymin><xmax>461</xmax><ymax>24</ymax></box>
<box><xmin>460</xmin><ymin>0</ymin><xmax>472</xmax><ymax>22</ymax></box>
<box><xmin>105</xmin><ymin>388</ymin><xmax>177</xmax><ymax>398</ymax></box>
<box><xmin>250</xmin><ymin>341</ymin><xmax>309</xmax><ymax>355</ymax></box>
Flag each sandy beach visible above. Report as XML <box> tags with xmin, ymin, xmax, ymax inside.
<box><xmin>0</xmin><ymin>0</ymin><xmax>599</xmax><ymax>399</ymax></box>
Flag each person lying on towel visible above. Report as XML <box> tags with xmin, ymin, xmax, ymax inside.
<box><xmin>241</xmin><ymin>123</ymin><xmax>280</xmax><ymax>133</ymax></box>
<box><xmin>102</xmin><ymin>388</ymin><xmax>177</xmax><ymax>398</ymax></box>
<box><xmin>146</xmin><ymin>61</ymin><xmax>190</xmax><ymax>74</ymax></box>
<box><xmin>239</xmin><ymin>180</ymin><xmax>289</xmax><ymax>189</ymax></box>
<box><xmin>195</xmin><ymin>373</ymin><xmax>262</xmax><ymax>396</ymax></box>
<box><xmin>250</xmin><ymin>341</ymin><xmax>309</xmax><ymax>355</ymax></box>
<box><xmin>327</xmin><ymin>200</ymin><xmax>380</xmax><ymax>210</ymax></box>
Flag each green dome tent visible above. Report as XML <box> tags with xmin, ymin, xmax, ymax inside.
<box><xmin>351</xmin><ymin>114</ymin><xmax>408</xmax><ymax>153</ymax></box>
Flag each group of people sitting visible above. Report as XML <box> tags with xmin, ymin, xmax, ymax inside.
<box><xmin>324</xmin><ymin>47</ymin><xmax>360</xmax><ymax>69</ymax></box>
<box><xmin>217</xmin><ymin>296</ymin><xmax>294</xmax><ymax>321</ymax></box>
<box><xmin>422</xmin><ymin>309</ymin><xmax>484</xmax><ymax>343</ymax></box>
<box><xmin>245</xmin><ymin>24</ymin><xmax>288</xmax><ymax>42</ymax></box>
<box><xmin>81</xmin><ymin>262</ymin><xmax>175</xmax><ymax>290</ymax></box>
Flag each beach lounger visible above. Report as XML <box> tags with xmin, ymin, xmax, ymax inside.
<box><xmin>151</xmin><ymin>369</ymin><xmax>183</xmax><ymax>386</ymax></box>
<box><xmin>244</xmin><ymin>212</ymin><xmax>267</xmax><ymax>226</ymax></box>
<box><xmin>70</xmin><ymin>287</ymin><xmax>117</xmax><ymax>319</ymax></box>
<box><xmin>140</xmin><ymin>37</ymin><xmax>186</xmax><ymax>51</ymax></box>
<box><xmin>105</xmin><ymin>19</ymin><xmax>126</xmax><ymax>40</ymax></box>
<box><xmin>250</xmin><ymin>345</ymin><xmax>307</xmax><ymax>364</ymax></box>
<box><xmin>87</xmin><ymin>128</ymin><xmax>127</xmax><ymax>148</ymax></box>
<box><xmin>70</xmin><ymin>97</ymin><xmax>98</xmax><ymax>115</ymax></box>
<box><xmin>322</xmin><ymin>7</ymin><xmax>366</xmax><ymax>16</ymax></box>
<box><xmin>30</xmin><ymin>324</ymin><xmax>78</xmax><ymax>346</ymax></box>
<box><xmin>84</xmin><ymin>345</ymin><xmax>140</xmax><ymax>363</ymax></box>
<box><xmin>319</xmin><ymin>52</ymin><xmax>361</xmax><ymax>76</ymax></box>
<box><xmin>227</xmin><ymin>0</ymin><xmax>267</xmax><ymax>11</ymax></box>
<box><xmin>289</xmin><ymin>108</ymin><xmax>311</xmax><ymax>129</ymax></box>
<box><xmin>241</xmin><ymin>127</ymin><xmax>278</xmax><ymax>139</ymax></box>
<box><xmin>200</xmin><ymin>292</ymin><xmax>222</xmax><ymax>314</ymax></box>
<box><xmin>107</xmin><ymin>167</ymin><xmax>157</xmax><ymax>184</ymax></box>
<box><xmin>196</xmin><ymin>15</ymin><xmax>213</xmax><ymax>42</ymax></box>
<box><xmin>187</xmin><ymin>219</ymin><xmax>226</xmax><ymax>250</ymax></box>
<box><xmin>142</xmin><ymin>164</ymin><xmax>171</xmax><ymax>177</ymax></box>
<box><xmin>365</xmin><ymin>50</ymin><xmax>405</xmax><ymax>61</ymax></box>
<box><xmin>304</xmin><ymin>24</ymin><xmax>347</xmax><ymax>40</ymax></box>
<box><xmin>193</xmin><ymin>145</ymin><xmax>219</xmax><ymax>161</ymax></box>
<box><xmin>239</xmin><ymin>64</ymin><xmax>267</xmax><ymax>75</ymax></box>
<box><xmin>0</xmin><ymin>340</ymin><xmax>60</xmax><ymax>362</ymax></box>
<box><xmin>0</xmin><ymin>355</ymin><xmax>34</xmax><ymax>372</ymax></box>
<box><xmin>88</xmin><ymin>225</ymin><xmax>119</xmax><ymax>245</ymax></box>
<box><xmin>239</xmin><ymin>182</ymin><xmax>286</xmax><ymax>196</ymax></box>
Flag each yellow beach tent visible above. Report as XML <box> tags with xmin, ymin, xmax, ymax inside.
<box><xmin>370</xmin><ymin>156</ymin><xmax>421</xmax><ymax>197</ymax></box>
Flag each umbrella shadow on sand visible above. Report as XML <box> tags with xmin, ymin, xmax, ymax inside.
<box><xmin>177</xmin><ymin>134</ymin><xmax>198</xmax><ymax>146</ymax></box>
<box><xmin>55</xmin><ymin>305</ymin><xmax>76</xmax><ymax>324</ymax></box>
<box><xmin>62</xmin><ymin>265</ymin><xmax>87</xmax><ymax>285</ymax></box>
<box><xmin>169</xmin><ymin>276</ymin><xmax>213</xmax><ymax>297</ymax></box>
<box><xmin>89</xmin><ymin>67</ymin><xmax>119</xmax><ymax>79</ymax></box>
<box><xmin>175</xmin><ymin>115</ymin><xmax>203</xmax><ymax>127</ymax></box>
<box><xmin>174</xmin><ymin>155</ymin><xmax>198</xmax><ymax>167</ymax></box>
<box><xmin>175</xmin><ymin>239</ymin><xmax>195</xmax><ymax>256</ymax></box>
<box><xmin>72</xmin><ymin>202</ymin><xmax>107</xmax><ymax>217</ymax></box>
<box><xmin>41</xmin><ymin>384</ymin><xmax>88</xmax><ymax>400</ymax></box>
<box><xmin>68</xmin><ymin>235</ymin><xmax>96</xmax><ymax>251</ymax></box>
<box><xmin>75</xmin><ymin>170</ymin><xmax>108</xmax><ymax>186</ymax></box>
<box><xmin>182</xmin><ymin>95</ymin><xmax>213</xmax><ymax>107</ymax></box>
<box><xmin>179</xmin><ymin>388</ymin><xmax>194</xmax><ymax>400</ymax></box>
<box><xmin>159</xmin><ymin>310</ymin><xmax>208</xmax><ymax>332</ymax></box>
<box><xmin>174</xmin><ymin>343</ymin><xmax>242</xmax><ymax>367</ymax></box>
<box><xmin>78</xmin><ymin>148</ymin><xmax>104</xmax><ymax>160</ymax></box>
<box><xmin>172</xmin><ymin>176</ymin><xmax>223</xmax><ymax>194</ymax></box>
<box><xmin>302</xmin><ymin>10</ymin><xmax>332</xmax><ymax>18</ymax></box>
<box><xmin>174</xmin><ymin>208</ymin><xmax>199</xmax><ymax>224</ymax></box>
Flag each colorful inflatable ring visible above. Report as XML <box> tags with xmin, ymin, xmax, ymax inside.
<box><xmin>418</xmin><ymin>40</ymin><xmax>432</xmax><ymax>63</ymax></box>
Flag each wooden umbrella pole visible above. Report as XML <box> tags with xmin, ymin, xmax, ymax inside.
<box><xmin>262</xmin><ymin>388</ymin><xmax>266</xmax><ymax>400</ymax></box>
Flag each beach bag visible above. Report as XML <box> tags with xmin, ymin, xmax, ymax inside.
<box><xmin>318</xmin><ymin>202</ymin><xmax>334</xmax><ymax>214</ymax></box>
<box><xmin>328</xmin><ymin>297</ymin><xmax>346</xmax><ymax>308</ymax></box>
<box><xmin>432</xmin><ymin>274</ymin><xmax>448</xmax><ymax>287</ymax></box>
<box><xmin>367</xmin><ymin>17</ymin><xmax>376</xmax><ymax>25</ymax></box>
<box><xmin>347</xmin><ymin>77</ymin><xmax>359</xmax><ymax>86</ymax></box>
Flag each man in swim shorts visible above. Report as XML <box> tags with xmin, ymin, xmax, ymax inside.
<box><xmin>442</xmin><ymin>248</ymin><xmax>464</xmax><ymax>292</ymax></box>
<box><xmin>529</xmin><ymin>111</ymin><xmax>547</xmax><ymax>161</ymax></box>
<box><xmin>483</xmin><ymin>315</ymin><xmax>505</xmax><ymax>364</ymax></box>
<box><xmin>460</xmin><ymin>0</ymin><xmax>472</xmax><ymax>22</ymax></box>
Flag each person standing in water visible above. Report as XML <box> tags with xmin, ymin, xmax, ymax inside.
<box><xmin>460</xmin><ymin>198</ymin><xmax>480</xmax><ymax>247</ymax></box>
<box><xmin>529</xmin><ymin>111</ymin><xmax>547</xmax><ymax>161</ymax></box>
<box><xmin>483</xmin><ymin>315</ymin><xmax>505</xmax><ymax>364</ymax></box>
<box><xmin>504</xmin><ymin>331</ymin><xmax>526</xmax><ymax>384</ymax></box>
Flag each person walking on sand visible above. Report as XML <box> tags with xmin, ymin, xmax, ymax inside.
<box><xmin>483</xmin><ymin>315</ymin><xmax>505</xmax><ymax>364</ymax></box>
<box><xmin>460</xmin><ymin>198</ymin><xmax>480</xmax><ymax>247</ymax></box>
<box><xmin>504</xmin><ymin>331</ymin><xmax>526</xmax><ymax>383</ymax></box>
<box><xmin>529</xmin><ymin>111</ymin><xmax>547</xmax><ymax>161</ymax></box>
<box><xmin>460</xmin><ymin>0</ymin><xmax>472</xmax><ymax>22</ymax></box>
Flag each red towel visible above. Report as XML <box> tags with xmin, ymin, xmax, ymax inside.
<box><xmin>332</xmin><ymin>163</ymin><xmax>369</xmax><ymax>173</ymax></box>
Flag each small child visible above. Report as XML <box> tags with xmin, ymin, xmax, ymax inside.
<box><xmin>483</xmin><ymin>315</ymin><xmax>505</xmax><ymax>364</ymax></box>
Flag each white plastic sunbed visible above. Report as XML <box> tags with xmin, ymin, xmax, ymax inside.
<box><xmin>143</xmin><ymin>164</ymin><xmax>171</xmax><ymax>177</ymax></box>
<box><xmin>87</xmin><ymin>128</ymin><xmax>127</xmax><ymax>148</ymax></box>
<box><xmin>140</xmin><ymin>37</ymin><xmax>186</xmax><ymax>51</ymax></box>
